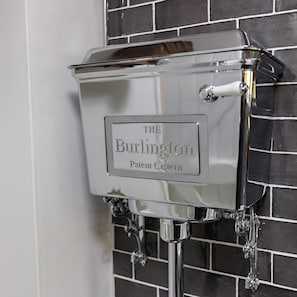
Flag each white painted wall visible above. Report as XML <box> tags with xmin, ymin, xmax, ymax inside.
<box><xmin>0</xmin><ymin>1</ymin><xmax>112</xmax><ymax>297</ymax></box>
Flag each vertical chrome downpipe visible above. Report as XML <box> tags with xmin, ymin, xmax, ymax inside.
<box><xmin>168</xmin><ymin>241</ymin><xmax>184</xmax><ymax>297</ymax></box>
<box><xmin>160</xmin><ymin>219</ymin><xmax>190</xmax><ymax>297</ymax></box>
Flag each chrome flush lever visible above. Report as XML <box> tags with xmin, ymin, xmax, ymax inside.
<box><xmin>199</xmin><ymin>81</ymin><xmax>248</xmax><ymax>102</ymax></box>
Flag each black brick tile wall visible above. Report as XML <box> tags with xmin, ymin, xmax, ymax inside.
<box><xmin>275</xmin><ymin>49</ymin><xmax>297</xmax><ymax>82</ymax></box>
<box><xmin>211</xmin><ymin>0</ymin><xmax>273</xmax><ymax>20</ymax></box>
<box><xmin>108</xmin><ymin>0</ymin><xmax>127</xmax><ymax>9</ymax></box>
<box><xmin>275</xmin><ymin>0</ymin><xmax>297</xmax><ymax>11</ymax></box>
<box><xmin>259</xmin><ymin>219</ymin><xmax>297</xmax><ymax>254</ymax></box>
<box><xmin>273</xmin><ymin>188</ymin><xmax>297</xmax><ymax>220</ymax></box>
<box><xmin>155</xmin><ymin>0</ymin><xmax>208</xmax><ymax>29</ymax></box>
<box><xmin>274</xmin><ymin>255</ymin><xmax>297</xmax><ymax>288</ymax></box>
<box><xmin>239</xmin><ymin>13</ymin><xmax>297</xmax><ymax>48</ymax></box>
<box><xmin>180</xmin><ymin>21</ymin><xmax>236</xmax><ymax>36</ymax></box>
<box><xmin>108</xmin><ymin>5</ymin><xmax>153</xmax><ymax>37</ymax></box>
<box><xmin>184</xmin><ymin>268</ymin><xmax>236</xmax><ymax>297</ymax></box>
<box><xmin>191</xmin><ymin>218</ymin><xmax>237</xmax><ymax>243</ymax></box>
<box><xmin>212</xmin><ymin>244</ymin><xmax>271</xmax><ymax>281</ymax></box>
<box><xmin>238</xmin><ymin>280</ymin><xmax>297</xmax><ymax>297</ymax></box>
<box><xmin>115</xmin><ymin>278</ymin><xmax>157</xmax><ymax>297</ymax></box>
<box><xmin>106</xmin><ymin>1</ymin><xmax>297</xmax><ymax>296</ymax></box>
<box><xmin>135</xmin><ymin>259</ymin><xmax>168</xmax><ymax>287</ymax></box>
<box><xmin>113</xmin><ymin>251</ymin><xmax>132</xmax><ymax>277</ymax></box>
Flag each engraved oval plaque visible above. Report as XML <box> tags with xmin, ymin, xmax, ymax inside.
<box><xmin>105</xmin><ymin>115</ymin><xmax>208</xmax><ymax>183</ymax></box>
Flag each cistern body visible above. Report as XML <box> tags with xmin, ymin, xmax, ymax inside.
<box><xmin>71</xmin><ymin>30</ymin><xmax>283</xmax><ymax>221</ymax></box>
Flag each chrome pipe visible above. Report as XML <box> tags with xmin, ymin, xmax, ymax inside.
<box><xmin>168</xmin><ymin>241</ymin><xmax>184</xmax><ymax>297</ymax></box>
<box><xmin>160</xmin><ymin>219</ymin><xmax>189</xmax><ymax>297</ymax></box>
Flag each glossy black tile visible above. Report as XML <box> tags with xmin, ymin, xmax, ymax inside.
<box><xmin>211</xmin><ymin>0</ymin><xmax>273</xmax><ymax>20</ymax></box>
<box><xmin>184</xmin><ymin>268</ymin><xmax>236</xmax><ymax>297</ymax></box>
<box><xmin>115</xmin><ymin>278</ymin><xmax>157</xmax><ymax>297</ymax></box>
<box><xmin>273</xmin><ymin>120</ymin><xmax>297</xmax><ymax>151</ymax></box>
<box><xmin>145</xmin><ymin>231</ymin><xmax>158</xmax><ymax>258</ymax></box>
<box><xmin>274</xmin><ymin>255</ymin><xmax>297</xmax><ymax>288</ymax></box>
<box><xmin>275</xmin><ymin>0</ymin><xmax>297</xmax><ymax>11</ymax></box>
<box><xmin>212</xmin><ymin>244</ymin><xmax>271</xmax><ymax>281</ymax></box>
<box><xmin>253</xmin><ymin>187</ymin><xmax>270</xmax><ymax>217</ymax></box>
<box><xmin>155</xmin><ymin>0</ymin><xmax>207</xmax><ymax>30</ymax></box>
<box><xmin>250</xmin><ymin>118</ymin><xmax>273</xmax><ymax>150</ymax></box>
<box><xmin>159</xmin><ymin>289</ymin><xmax>168</xmax><ymax>297</ymax></box>
<box><xmin>115</xmin><ymin>226</ymin><xmax>137</xmax><ymax>252</ymax></box>
<box><xmin>135</xmin><ymin>259</ymin><xmax>168</xmax><ymax>287</ymax></box>
<box><xmin>108</xmin><ymin>11</ymin><xmax>123</xmax><ymax>37</ymax></box>
<box><xmin>144</xmin><ymin>217</ymin><xmax>160</xmax><ymax>232</ymax></box>
<box><xmin>240</xmin><ymin>13</ymin><xmax>297</xmax><ymax>48</ymax></box>
<box><xmin>273</xmin><ymin>188</ymin><xmax>297</xmax><ymax>220</ymax></box>
<box><xmin>130</xmin><ymin>0</ymin><xmax>153</xmax><ymax>4</ymax></box>
<box><xmin>252</xmin><ymin>86</ymin><xmax>275</xmax><ymax>117</ymax></box>
<box><xmin>259</xmin><ymin>219</ymin><xmax>297</xmax><ymax>253</ymax></box>
<box><xmin>238</xmin><ymin>279</ymin><xmax>297</xmax><ymax>297</ymax></box>
<box><xmin>112</xmin><ymin>214</ymin><xmax>131</xmax><ymax>225</ymax></box>
<box><xmin>108</xmin><ymin>5</ymin><xmax>153</xmax><ymax>37</ymax></box>
<box><xmin>130</xmin><ymin>30</ymin><xmax>178</xmax><ymax>43</ymax></box>
<box><xmin>114</xmin><ymin>226</ymin><xmax>158</xmax><ymax>257</ymax></box>
<box><xmin>270</xmin><ymin>153</ymin><xmax>297</xmax><ymax>186</ymax></box>
<box><xmin>275</xmin><ymin>48</ymin><xmax>297</xmax><ymax>82</ymax></box>
<box><xmin>180</xmin><ymin>21</ymin><xmax>236</xmax><ymax>36</ymax></box>
<box><xmin>108</xmin><ymin>37</ymin><xmax>129</xmax><ymax>45</ymax></box>
<box><xmin>273</xmin><ymin>85</ymin><xmax>297</xmax><ymax>117</ymax></box>
<box><xmin>113</xmin><ymin>251</ymin><xmax>132</xmax><ymax>277</ymax></box>
<box><xmin>191</xmin><ymin>218</ymin><xmax>237</xmax><ymax>243</ymax></box>
<box><xmin>248</xmin><ymin>151</ymin><xmax>270</xmax><ymax>184</ymax></box>
<box><xmin>184</xmin><ymin>239</ymin><xmax>210</xmax><ymax>269</ymax></box>
<box><xmin>108</xmin><ymin>0</ymin><xmax>127</xmax><ymax>9</ymax></box>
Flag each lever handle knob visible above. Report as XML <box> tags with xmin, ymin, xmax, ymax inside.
<box><xmin>199</xmin><ymin>81</ymin><xmax>248</xmax><ymax>102</ymax></box>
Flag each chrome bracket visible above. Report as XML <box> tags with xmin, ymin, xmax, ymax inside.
<box><xmin>231</xmin><ymin>207</ymin><xmax>260</xmax><ymax>292</ymax></box>
<box><xmin>128</xmin><ymin>214</ymin><xmax>147</xmax><ymax>266</ymax></box>
<box><xmin>103</xmin><ymin>197</ymin><xmax>147</xmax><ymax>266</ymax></box>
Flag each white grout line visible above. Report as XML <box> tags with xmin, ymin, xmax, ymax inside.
<box><xmin>258</xmin><ymin>215</ymin><xmax>297</xmax><ymax>224</ymax></box>
<box><xmin>271</xmin><ymin>253</ymin><xmax>274</xmax><ymax>283</ymax></box>
<box><xmin>257</xmin><ymin>82</ymin><xmax>297</xmax><ymax>86</ymax></box>
<box><xmin>251</xmin><ymin>114</ymin><xmax>297</xmax><ymax>121</ymax></box>
<box><xmin>259</xmin><ymin>280</ymin><xmax>297</xmax><ymax>292</ymax></box>
<box><xmin>250</xmin><ymin>146</ymin><xmax>297</xmax><ymax>157</ymax></box>
<box><xmin>157</xmin><ymin>287</ymin><xmax>160</xmax><ymax>297</ymax></box>
<box><xmin>238</xmin><ymin>8</ymin><xmax>297</xmax><ymax>20</ymax></box>
<box><xmin>114</xmin><ymin>274</ymin><xmax>167</xmax><ymax>290</ymax></box>
<box><xmin>184</xmin><ymin>263</ymin><xmax>237</xmax><ymax>279</ymax></box>
<box><xmin>152</xmin><ymin>2</ymin><xmax>156</xmax><ymax>31</ymax></box>
<box><xmin>270</xmin><ymin>186</ymin><xmax>273</xmax><ymax>218</ymax></box>
<box><xmin>207</xmin><ymin>0</ymin><xmax>211</xmax><ymax>22</ymax></box>
<box><xmin>270</xmin><ymin>45</ymin><xmax>297</xmax><ymax>51</ymax></box>
<box><xmin>235</xmin><ymin>277</ymin><xmax>239</xmax><ymax>297</ymax></box>
<box><xmin>108</xmin><ymin>1</ymin><xmax>154</xmax><ymax>12</ymax></box>
<box><xmin>250</xmin><ymin>147</ymin><xmax>297</xmax><ymax>155</ymax></box>
<box><xmin>190</xmin><ymin>237</ymin><xmax>241</xmax><ymax>248</ymax></box>
<box><xmin>273</xmin><ymin>0</ymin><xmax>276</xmax><ymax>13</ymax></box>
<box><xmin>132</xmin><ymin>260</ymin><xmax>136</xmax><ymax>279</ymax></box>
<box><xmin>268</xmin><ymin>250</ymin><xmax>297</xmax><ymax>259</ymax></box>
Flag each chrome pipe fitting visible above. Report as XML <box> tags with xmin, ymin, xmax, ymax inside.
<box><xmin>160</xmin><ymin>219</ymin><xmax>190</xmax><ymax>243</ymax></box>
